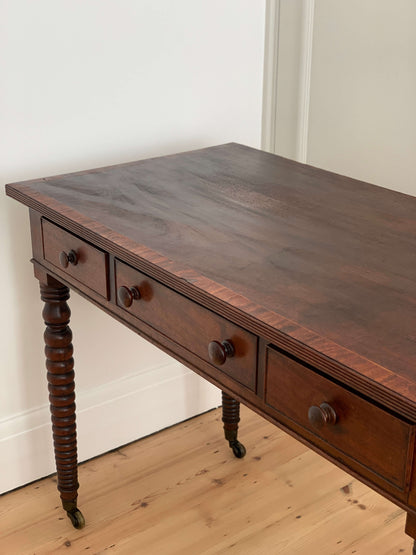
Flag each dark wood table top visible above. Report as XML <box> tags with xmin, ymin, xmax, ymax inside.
<box><xmin>6</xmin><ymin>143</ymin><xmax>416</xmax><ymax>412</ymax></box>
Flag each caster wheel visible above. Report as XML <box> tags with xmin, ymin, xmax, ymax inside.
<box><xmin>67</xmin><ymin>508</ymin><xmax>85</xmax><ymax>529</ymax></box>
<box><xmin>230</xmin><ymin>440</ymin><xmax>246</xmax><ymax>459</ymax></box>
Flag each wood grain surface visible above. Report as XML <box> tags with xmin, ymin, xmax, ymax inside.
<box><xmin>6</xmin><ymin>144</ymin><xmax>416</xmax><ymax>416</ymax></box>
<box><xmin>0</xmin><ymin>407</ymin><xmax>412</xmax><ymax>554</ymax></box>
<box><xmin>265</xmin><ymin>346</ymin><xmax>414</xmax><ymax>492</ymax></box>
<box><xmin>115</xmin><ymin>259</ymin><xmax>258</xmax><ymax>390</ymax></box>
<box><xmin>42</xmin><ymin>219</ymin><xmax>109</xmax><ymax>299</ymax></box>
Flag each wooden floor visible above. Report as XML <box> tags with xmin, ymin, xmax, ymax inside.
<box><xmin>1</xmin><ymin>406</ymin><xmax>413</xmax><ymax>554</ymax></box>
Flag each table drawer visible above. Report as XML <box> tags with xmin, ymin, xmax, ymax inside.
<box><xmin>115</xmin><ymin>260</ymin><xmax>257</xmax><ymax>390</ymax></box>
<box><xmin>265</xmin><ymin>346</ymin><xmax>414</xmax><ymax>490</ymax></box>
<box><xmin>42</xmin><ymin>219</ymin><xmax>109</xmax><ymax>298</ymax></box>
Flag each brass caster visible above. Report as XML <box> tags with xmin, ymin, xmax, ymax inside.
<box><xmin>67</xmin><ymin>508</ymin><xmax>85</xmax><ymax>529</ymax></box>
<box><xmin>229</xmin><ymin>440</ymin><xmax>246</xmax><ymax>459</ymax></box>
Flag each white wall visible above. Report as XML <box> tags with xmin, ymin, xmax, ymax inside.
<box><xmin>308</xmin><ymin>0</ymin><xmax>416</xmax><ymax>196</ymax></box>
<box><xmin>266</xmin><ymin>0</ymin><xmax>416</xmax><ymax>196</ymax></box>
<box><xmin>0</xmin><ymin>0</ymin><xmax>265</xmax><ymax>493</ymax></box>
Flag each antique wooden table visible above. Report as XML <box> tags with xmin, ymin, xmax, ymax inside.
<box><xmin>6</xmin><ymin>144</ymin><xmax>416</xmax><ymax>550</ymax></box>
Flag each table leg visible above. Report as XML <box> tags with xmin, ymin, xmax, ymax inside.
<box><xmin>40</xmin><ymin>280</ymin><xmax>85</xmax><ymax>529</ymax></box>
<box><xmin>221</xmin><ymin>391</ymin><xmax>246</xmax><ymax>458</ymax></box>
<box><xmin>405</xmin><ymin>512</ymin><xmax>416</xmax><ymax>554</ymax></box>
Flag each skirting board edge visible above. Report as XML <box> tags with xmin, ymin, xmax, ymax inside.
<box><xmin>0</xmin><ymin>361</ymin><xmax>221</xmax><ymax>494</ymax></box>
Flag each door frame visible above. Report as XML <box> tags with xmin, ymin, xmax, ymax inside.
<box><xmin>261</xmin><ymin>0</ymin><xmax>315</xmax><ymax>163</ymax></box>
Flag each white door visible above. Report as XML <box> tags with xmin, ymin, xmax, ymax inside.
<box><xmin>263</xmin><ymin>0</ymin><xmax>416</xmax><ymax>196</ymax></box>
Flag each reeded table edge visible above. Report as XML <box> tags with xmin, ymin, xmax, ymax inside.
<box><xmin>6</xmin><ymin>181</ymin><xmax>416</xmax><ymax>421</ymax></box>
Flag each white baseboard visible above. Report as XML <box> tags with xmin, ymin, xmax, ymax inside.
<box><xmin>0</xmin><ymin>361</ymin><xmax>221</xmax><ymax>494</ymax></box>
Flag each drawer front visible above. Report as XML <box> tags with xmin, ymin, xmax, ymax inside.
<box><xmin>42</xmin><ymin>219</ymin><xmax>109</xmax><ymax>298</ymax></box>
<box><xmin>265</xmin><ymin>346</ymin><xmax>413</xmax><ymax>490</ymax></box>
<box><xmin>115</xmin><ymin>260</ymin><xmax>257</xmax><ymax>390</ymax></box>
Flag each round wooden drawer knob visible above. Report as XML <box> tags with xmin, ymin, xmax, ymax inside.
<box><xmin>59</xmin><ymin>250</ymin><xmax>78</xmax><ymax>268</ymax></box>
<box><xmin>308</xmin><ymin>402</ymin><xmax>337</xmax><ymax>428</ymax></box>
<box><xmin>208</xmin><ymin>340</ymin><xmax>235</xmax><ymax>365</ymax></box>
<box><xmin>117</xmin><ymin>285</ymin><xmax>141</xmax><ymax>308</ymax></box>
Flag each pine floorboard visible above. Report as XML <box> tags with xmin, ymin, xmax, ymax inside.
<box><xmin>0</xmin><ymin>406</ymin><xmax>413</xmax><ymax>554</ymax></box>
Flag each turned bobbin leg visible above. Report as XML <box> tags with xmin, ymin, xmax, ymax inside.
<box><xmin>40</xmin><ymin>280</ymin><xmax>85</xmax><ymax>529</ymax></box>
<box><xmin>405</xmin><ymin>512</ymin><xmax>416</xmax><ymax>554</ymax></box>
<box><xmin>221</xmin><ymin>391</ymin><xmax>246</xmax><ymax>459</ymax></box>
